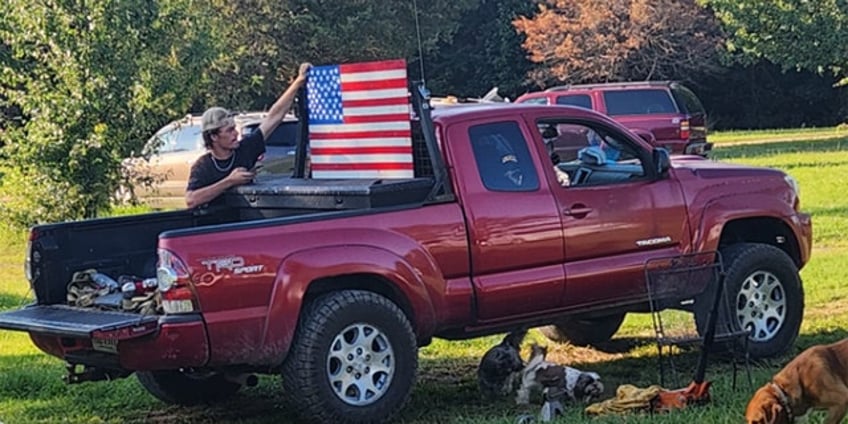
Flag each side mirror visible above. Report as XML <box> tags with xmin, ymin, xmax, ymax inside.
<box><xmin>653</xmin><ymin>148</ymin><xmax>670</xmax><ymax>177</ymax></box>
<box><xmin>632</xmin><ymin>129</ymin><xmax>656</xmax><ymax>145</ymax></box>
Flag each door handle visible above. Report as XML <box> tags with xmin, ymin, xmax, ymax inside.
<box><xmin>563</xmin><ymin>206</ymin><xmax>593</xmax><ymax>218</ymax></box>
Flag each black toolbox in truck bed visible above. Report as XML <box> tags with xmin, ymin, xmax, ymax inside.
<box><xmin>224</xmin><ymin>176</ymin><xmax>434</xmax><ymax>211</ymax></box>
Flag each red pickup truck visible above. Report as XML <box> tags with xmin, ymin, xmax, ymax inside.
<box><xmin>0</xmin><ymin>86</ymin><xmax>811</xmax><ymax>423</ymax></box>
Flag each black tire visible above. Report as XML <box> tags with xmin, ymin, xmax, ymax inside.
<box><xmin>136</xmin><ymin>370</ymin><xmax>242</xmax><ymax>405</ymax></box>
<box><xmin>282</xmin><ymin>290</ymin><xmax>417</xmax><ymax>424</ymax></box>
<box><xmin>695</xmin><ymin>243</ymin><xmax>804</xmax><ymax>359</ymax></box>
<box><xmin>539</xmin><ymin>314</ymin><xmax>625</xmax><ymax>346</ymax></box>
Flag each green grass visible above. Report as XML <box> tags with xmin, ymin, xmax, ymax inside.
<box><xmin>2</xmin><ymin>132</ymin><xmax>848</xmax><ymax>423</ymax></box>
<box><xmin>710</xmin><ymin>125</ymin><xmax>848</xmax><ymax>144</ymax></box>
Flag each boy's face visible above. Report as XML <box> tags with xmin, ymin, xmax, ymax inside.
<box><xmin>212</xmin><ymin>124</ymin><xmax>239</xmax><ymax>150</ymax></box>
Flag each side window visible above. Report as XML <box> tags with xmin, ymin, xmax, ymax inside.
<box><xmin>555</xmin><ymin>94</ymin><xmax>592</xmax><ymax>109</ymax></box>
<box><xmin>538</xmin><ymin>120</ymin><xmax>646</xmax><ymax>187</ymax></box>
<box><xmin>469</xmin><ymin>121</ymin><xmax>539</xmax><ymax>192</ymax></box>
<box><xmin>671</xmin><ymin>85</ymin><xmax>706</xmax><ymax>115</ymax></box>
<box><xmin>603</xmin><ymin>89</ymin><xmax>677</xmax><ymax>116</ymax></box>
<box><xmin>171</xmin><ymin>124</ymin><xmax>202</xmax><ymax>152</ymax></box>
<box><xmin>520</xmin><ymin>97</ymin><xmax>549</xmax><ymax>105</ymax></box>
<box><xmin>263</xmin><ymin>122</ymin><xmax>300</xmax><ymax>147</ymax></box>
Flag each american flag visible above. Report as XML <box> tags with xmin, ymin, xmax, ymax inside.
<box><xmin>307</xmin><ymin>59</ymin><xmax>414</xmax><ymax>179</ymax></box>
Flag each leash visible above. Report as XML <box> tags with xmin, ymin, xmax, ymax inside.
<box><xmin>769</xmin><ymin>381</ymin><xmax>794</xmax><ymax>422</ymax></box>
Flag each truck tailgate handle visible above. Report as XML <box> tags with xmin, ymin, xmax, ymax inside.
<box><xmin>563</xmin><ymin>205</ymin><xmax>593</xmax><ymax>218</ymax></box>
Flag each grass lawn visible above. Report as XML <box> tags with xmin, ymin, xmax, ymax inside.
<box><xmin>2</xmin><ymin>133</ymin><xmax>848</xmax><ymax>423</ymax></box>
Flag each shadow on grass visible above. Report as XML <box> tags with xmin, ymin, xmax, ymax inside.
<box><xmin>0</xmin><ymin>291</ymin><xmax>32</xmax><ymax>310</ymax></box>
<box><xmin>712</xmin><ymin>137</ymin><xmax>848</xmax><ymax>160</ymax></box>
<box><xmin>3</xmin><ymin>327</ymin><xmax>848</xmax><ymax>424</ymax></box>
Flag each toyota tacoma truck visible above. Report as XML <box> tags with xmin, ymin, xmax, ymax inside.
<box><xmin>0</xmin><ymin>85</ymin><xmax>811</xmax><ymax>423</ymax></box>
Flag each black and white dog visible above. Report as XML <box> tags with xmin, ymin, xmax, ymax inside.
<box><xmin>516</xmin><ymin>343</ymin><xmax>604</xmax><ymax>405</ymax></box>
<box><xmin>477</xmin><ymin>329</ymin><xmax>527</xmax><ymax>399</ymax></box>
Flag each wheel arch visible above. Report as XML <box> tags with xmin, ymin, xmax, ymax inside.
<box><xmin>259</xmin><ymin>245</ymin><xmax>439</xmax><ymax>366</ymax></box>
<box><xmin>717</xmin><ymin>217</ymin><xmax>802</xmax><ymax>269</ymax></box>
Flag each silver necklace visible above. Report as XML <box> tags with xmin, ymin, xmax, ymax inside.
<box><xmin>211</xmin><ymin>151</ymin><xmax>236</xmax><ymax>172</ymax></box>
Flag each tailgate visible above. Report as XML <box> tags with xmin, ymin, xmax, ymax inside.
<box><xmin>0</xmin><ymin>305</ymin><xmax>158</xmax><ymax>338</ymax></box>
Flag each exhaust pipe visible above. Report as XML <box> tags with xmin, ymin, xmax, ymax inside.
<box><xmin>224</xmin><ymin>372</ymin><xmax>258</xmax><ymax>387</ymax></box>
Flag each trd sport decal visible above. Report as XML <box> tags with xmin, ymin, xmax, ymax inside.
<box><xmin>200</xmin><ymin>256</ymin><xmax>265</xmax><ymax>275</ymax></box>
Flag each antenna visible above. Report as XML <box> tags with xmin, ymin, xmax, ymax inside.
<box><xmin>412</xmin><ymin>0</ymin><xmax>426</xmax><ymax>84</ymax></box>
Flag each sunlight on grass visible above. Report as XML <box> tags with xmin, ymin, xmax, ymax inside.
<box><xmin>1</xmin><ymin>132</ymin><xmax>848</xmax><ymax>423</ymax></box>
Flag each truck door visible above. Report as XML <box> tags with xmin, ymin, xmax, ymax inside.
<box><xmin>447</xmin><ymin>117</ymin><xmax>565</xmax><ymax>321</ymax></box>
<box><xmin>531</xmin><ymin>115</ymin><xmax>691</xmax><ymax>309</ymax></box>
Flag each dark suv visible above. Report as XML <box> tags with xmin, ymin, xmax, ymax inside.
<box><xmin>515</xmin><ymin>81</ymin><xmax>710</xmax><ymax>155</ymax></box>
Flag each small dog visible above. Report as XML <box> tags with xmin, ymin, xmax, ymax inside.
<box><xmin>477</xmin><ymin>329</ymin><xmax>527</xmax><ymax>399</ymax></box>
<box><xmin>745</xmin><ymin>338</ymin><xmax>848</xmax><ymax>424</ymax></box>
<box><xmin>516</xmin><ymin>343</ymin><xmax>604</xmax><ymax>405</ymax></box>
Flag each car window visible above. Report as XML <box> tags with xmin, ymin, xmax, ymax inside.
<box><xmin>538</xmin><ymin>119</ymin><xmax>646</xmax><ymax>187</ymax></box>
<box><xmin>256</xmin><ymin>121</ymin><xmax>300</xmax><ymax>147</ymax></box>
<box><xmin>671</xmin><ymin>84</ymin><xmax>705</xmax><ymax>115</ymax></box>
<box><xmin>469</xmin><ymin>121</ymin><xmax>539</xmax><ymax>192</ymax></box>
<box><xmin>153</xmin><ymin>123</ymin><xmax>202</xmax><ymax>153</ymax></box>
<box><xmin>555</xmin><ymin>94</ymin><xmax>592</xmax><ymax>109</ymax></box>
<box><xmin>520</xmin><ymin>97</ymin><xmax>549</xmax><ymax>105</ymax></box>
<box><xmin>603</xmin><ymin>89</ymin><xmax>677</xmax><ymax>116</ymax></box>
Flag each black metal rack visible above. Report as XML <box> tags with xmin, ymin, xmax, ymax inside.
<box><xmin>643</xmin><ymin>252</ymin><xmax>752</xmax><ymax>389</ymax></box>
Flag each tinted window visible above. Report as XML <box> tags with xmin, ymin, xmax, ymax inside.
<box><xmin>555</xmin><ymin>94</ymin><xmax>592</xmax><ymax>109</ymax></box>
<box><xmin>603</xmin><ymin>89</ymin><xmax>677</xmax><ymax>116</ymax></box>
<box><xmin>469</xmin><ymin>121</ymin><xmax>539</xmax><ymax>192</ymax></box>
<box><xmin>262</xmin><ymin>122</ymin><xmax>300</xmax><ymax>147</ymax></box>
<box><xmin>671</xmin><ymin>85</ymin><xmax>705</xmax><ymax>115</ymax></box>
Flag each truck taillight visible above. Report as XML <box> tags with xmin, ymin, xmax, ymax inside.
<box><xmin>680</xmin><ymin>119</ymin><xmax>691</xmax><ymax>140</ymax></box>
<box><xmin>157</xmin><ymin>248</ymin><xmax>198</xmax><ymax>314</ymax></box>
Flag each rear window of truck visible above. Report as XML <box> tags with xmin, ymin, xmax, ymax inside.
<box><xmin>469</xmin><ymin>121</ymin><xmax>539</xmax><ymax>192</ymax></box>
<box><xmin>603</xmin><ymin>89</ymin><xmax>677</xmax><ymax>116</ymax></box>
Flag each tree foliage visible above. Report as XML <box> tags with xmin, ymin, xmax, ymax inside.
<box><xmin>422</xmin><ymin>0</ymin><xmax>536</xmax><ymax>100</ymax></box>
<box><xmin>514</xmin><ymin>0</ymin><xmax>724</xmax><ymax>87</ymax></box>
<box><xmin>705</xmin><ymin>0</ymin><xmax>848</xmax><ymax>84</ymax></box>
<box><xmin>201</xmin><ymin>0</ymin><xmax>478</xmax><ymax>110</ymax></box>
<box><xmin>0</xmin><ymin>0</ymin><xmax>222</xmax><ymax>225</ymax></box>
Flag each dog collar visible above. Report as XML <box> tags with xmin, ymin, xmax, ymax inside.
<box><xmin>770</xmin><ymin>381</ymin><xmax>794</xmax><ymax>421</ymax></box>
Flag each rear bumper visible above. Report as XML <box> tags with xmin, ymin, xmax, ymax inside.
<box><xmin>1</xmin><ymin>305</ymin><xmax>208</xmax><ymax>371</ymax></box>
<box><xmin>657</xmin><ymin>140</ymin><xmax>712</xmax><ymax>156</ymax></box>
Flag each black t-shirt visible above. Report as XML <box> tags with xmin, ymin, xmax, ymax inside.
<box><xmin>186</xmin><ymin>130</ymin><xmax>266</xmax><ymax>195</ymax></box>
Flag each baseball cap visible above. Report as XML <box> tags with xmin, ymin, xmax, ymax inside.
<box><xmin>201</xmin><ymin>107</ymin><xmax>235</xmax><ymax>132</ymax></box>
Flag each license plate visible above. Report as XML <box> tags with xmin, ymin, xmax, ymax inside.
<box><xmin>92</xmin><ymin>338</ymin><xmax>118</xmax><ymax>354</ymax></box>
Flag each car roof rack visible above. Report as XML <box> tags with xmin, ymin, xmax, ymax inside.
<box><xmin>545</xmin><ymin>80</ymin><xmax>673</xmax><ymax>92</ymax></box>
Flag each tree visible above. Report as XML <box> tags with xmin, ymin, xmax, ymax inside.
<box><xmin>514</xmin><ymin>0</ymin><xmax>724</xmax><ymax>87</ymax></box>
<box><xmin>704</xmin><ymin>0</ymin><xmax>848</xmax><ymax>85</ymax></box>
<box><xmin>202</xmin><ymin>0</ymin><xmax>478</xmax><ymax>110</ymax></box>
<box><xmin>422</xmin><ymin>0</ymin><xmax>537</xmax><ymax>100</ymax></box>
<box><xmin>0</xmin><ymin>0</ymin><xmax>221</xmax><ymax>225</ymax></box>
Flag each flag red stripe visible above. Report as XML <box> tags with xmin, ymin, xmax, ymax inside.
<box><xmin>312</xmin><ymin>146</ymin><xmax>412</xmax><ymax>155</ymax></box>
<box><xmin>340</xmin><ymin>59</ymin><xmax>407</xmax><ymax>73</ymax></box>
<box><xmin>343</xmin><ymin>97</ymin><xmax>410</xmax><ymax>108</ymax></box>
<box><xmin>343</xmin><ymin>114</ymin><xmax>410</xmax><ymax>124</ymax></box>
<box><xmin>341</xmin><ymin>78</ymin><xmax>407</xmax><ymax>92</ymax></box>
<box><xmin>312</xmin><ymin>162</ymin><xmax>414</xmax><ymax>171</ymax></box>
<box><xmin>309</xmin><ymin>130</ymin><xmax>411</xmax><ymax>139</ymax></box>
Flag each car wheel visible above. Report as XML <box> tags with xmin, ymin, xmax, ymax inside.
<box><xmin>136</xmin><ymin>370</ymin><xmax>242</xmax><ymax>405</ymax></box>
<box><xmin>695</xmin><ymin>243</ymin><xmax>803</xmax><ymax>358</ymax></box>
<box><xmin>282</xmin><ymin>290</ymin><xmax>417</xmax><ymax>424</ymax></box>
<box><xmin>539</xmin><ymin>314</ymin><xmax>625</xmax><ymax>346</ymax></box>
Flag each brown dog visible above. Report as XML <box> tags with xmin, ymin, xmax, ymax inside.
<box><xmin>745</xmin><ymin>338</ymin><xmax>848</xmax><ymax>424</ymax></box>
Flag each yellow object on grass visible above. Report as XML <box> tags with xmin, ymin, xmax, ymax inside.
<box><xmin>585</xmin><ymin>384</ymin><xmax>665</xmax><ymax>416</ymax></box>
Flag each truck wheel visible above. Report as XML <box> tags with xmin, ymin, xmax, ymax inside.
<box><xmin>282</xmin><ymin>290</ymin><xmax>417</xmax><ymax>424</ymax></box>
<box><xmin>695</xmin><ymin>243</ymin><xmax>803</xmax><ymax>358</ymax></box>
<box><xmin>136</xmin><ymin>370</ymin><xmax>241</xmax><ymax>405</ymax></box>
<box><xmin>539</xmin><ymin>314</ymin><xmax>625</xmax><ymax>346</ymax></box>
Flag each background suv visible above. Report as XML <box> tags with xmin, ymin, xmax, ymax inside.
<box><xmin>515</xmin><ymin>81</ymin><xmax>710</xmax><ymax>155</ymax></box>
<box><xmin>123</xmin><ymin>112</ymin><xmax>301</xmax><ymax>208</ymax></box>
